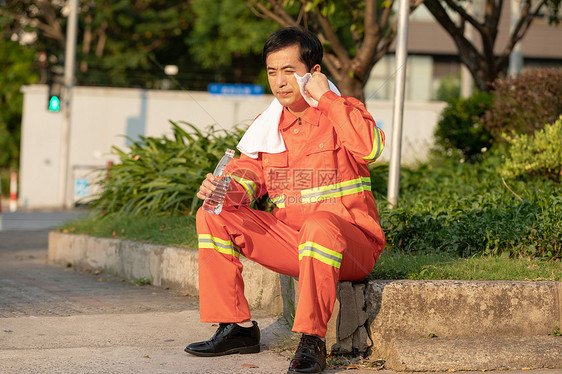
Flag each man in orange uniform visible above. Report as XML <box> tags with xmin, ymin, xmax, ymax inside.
<box><xmin>185</xmin><ymin>27</ymin><xmax>385</xmax><ymax>373</ymax></box>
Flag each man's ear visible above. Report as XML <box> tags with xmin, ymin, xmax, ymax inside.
<box><xmin>311</xmin><ymin>64</ymin><xmax>321</xmax><ymax>73</ymax></box>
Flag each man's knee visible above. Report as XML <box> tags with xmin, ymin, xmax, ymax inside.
<box><xmin>196</xmin><ymin>206</ymin><xmax>210</xmax><ymax>231</ymax></box>
<box><xmin>195</xmin><ymin>206</ymin><xmax>205</xmax><ymax>221</ymax></box>
<box><xmin>196</xmin><ymin>205</ymin><xmax>244</xmax><ymax>233</ymax></box>
<box><xmin>301</xmin><ymin>211</ymin><xmax>342</xmax><ymax>232</ymax></box>
<box><xmin>299</xmin><ymin>211</ymin><xmax>348</xmax><ymax>252</ymax></box>
<box><xmin>196</xmin><ymin>206</ymin><xmax>226</xmax><ymax>232</ymax></box>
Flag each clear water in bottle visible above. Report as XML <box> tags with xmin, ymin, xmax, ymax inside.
<box><xmin>203</xmin><ymin>149</ymin><xmax>235</xmax><ymax>215</ymax></box>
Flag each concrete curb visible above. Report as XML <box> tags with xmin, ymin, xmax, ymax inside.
<box><xmin>48</xmin><ymin>232</ymin><xmax>562</xmax><ymax>372</ymax></box>
<box><xmin>363</xmin><ymin>280</ymin><xmax>562</xmax><ymax>371</ymax></box>
<box><xmin>47</xmin><ymin>232</ymin><xmax>288</xmax><ymax>315</ymax></box>
<box><xmin>384</xmin><ymin>336</ymin><xmax>562</xmax><ymax>372</ymax></box>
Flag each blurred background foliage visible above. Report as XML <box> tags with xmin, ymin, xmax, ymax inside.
<box><xmin>0</xmin><ymin>37</ymin><xmax>38</xmax><ymax>169</ymax></box>
<box><xmin>1</xmin><ymin>0</ymin><xmax>561</xmax><ymax>171</ymax></box>
<box><xmin>1</xmin><ymin>1</ymin><xmax>561</xmax><ymax>260</ymax></box>
<box><xmin>481</xmin><ymin>68</ymin><xmax>562</xmax><ymax>138</ymax></box>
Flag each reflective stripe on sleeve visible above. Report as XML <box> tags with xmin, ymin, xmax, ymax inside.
<box><xmin>300</xmin><ymin>177</ymin><xmax>371</xmax><ymax>204</ymax></box>
<box><xmin>198</xmin><ymin>234</ymin><xmax>240</xmax><ymax>258</ymax></box>
<box><xmin>298</xmin><ymin>241</ymin><xmax>342</xmax><ymax>268</ymax></box>
<box><xmin>362</xmin><ymin>127</ymin><xmax>384</xmax><ymax>162</ymax></box>
<box><xmin>231</xmin><ymin>175</ymin><xmax>257</xmax><ymax>202</ymax></box>
<box><xmin>270</xmin><ymin>195</ymin><xmax>285</xmax><ymax>208</ymax></box>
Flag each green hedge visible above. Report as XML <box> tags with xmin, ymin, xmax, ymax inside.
<box><xmin>372</xmin><ymin>151</ymin><xmax>561</xmax><ymax>260</ymax></box>
<box><xmin>501</xmin><ymin>116</ymin><xmax>562</xmax><ymax>182</ymax></box>
<box><xmin>433</xmin><ymin>91</ymin><xmax>493</xmax><ymax>161</ymax></box>
<box><xmin>482</xmin><ymin>68</ymin><xmax>562</xmax><ymax>138</ymax></box>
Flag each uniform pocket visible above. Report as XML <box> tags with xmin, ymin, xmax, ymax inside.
<box><xmin>304</xmin><ymin>137</ymin><xmax>336</xmax><ymax>156</ymax></box>
<box><xmin>263</xmin><ymin>151</ymin><xmax>288</xmax><ymax>167</ymax></box>
<box><xmin>304</xmin><ymin>136</ymin><xmax>338</xmax><ymax>171</ymax></box>
<box><xmin>263</xmin><ymin>152</ymin><xmax>290</xmax><ymax>194</ymax></box>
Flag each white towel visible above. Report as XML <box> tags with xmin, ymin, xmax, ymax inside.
<box><xmin>295</xmin><ymin>73</ymin><xmax>341</xmax><ymax>108</ymax></box>
<box><xmin>237</xmin><ymin>73</ymin><xmax>341</xmax><ymax>159</ymax></box>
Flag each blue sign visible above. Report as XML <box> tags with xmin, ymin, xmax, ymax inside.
<box><xmin>208</xmin><ymin>83</ymin><xmax>264</xmax><ymax>96</ymax></box>
<box><xmin>74</xmin><ymin>178</ymin><xmax>89</xmax><ymax>197</ymax></box>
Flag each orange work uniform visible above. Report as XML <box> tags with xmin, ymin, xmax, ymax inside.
<box><xmin>196</xmin><ymin>91</ymin><xmax>385</xmax><ymax>337</ymax></box>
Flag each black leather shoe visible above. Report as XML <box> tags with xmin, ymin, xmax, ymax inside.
<box><xmin>184</xmin><ymin>321</ymin><xmax>260</xmax><ymax>357</ymax></box>
<box><xmin>288</xmin><ymin>334</ymin><xmax>327</xmax><ymax>373</ymax></box>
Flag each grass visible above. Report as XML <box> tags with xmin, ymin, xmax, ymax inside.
<box><xmin>370</xmin><ymin>250</ymin><xmax>561</xmax><ymax>281</ymax></box>
<box><xmin>59</xmin><ymin>211</ymin><xmax>198</xmax><ymax>249</ymax></box>
<box><xmin>60</xmin><ymin>211</ymin><xmax>561</xmax><ymax>281</ymax></box>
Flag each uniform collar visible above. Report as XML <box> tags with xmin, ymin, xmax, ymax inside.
<box><xmin>279</xmin><ymin>106</ymin><xmax>322</xmax><ymax>130</ymax></box>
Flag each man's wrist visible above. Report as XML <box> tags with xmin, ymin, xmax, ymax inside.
<box><xmin>317</xmin><ymin>91</ymin><xmax>341</xmax><ymax>113</ymax></box>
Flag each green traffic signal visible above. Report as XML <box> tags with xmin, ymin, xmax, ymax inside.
<box><xmin>48</xmin><ymin>95</ymin><xmax>61</xmax><ymax>112</ymax></box>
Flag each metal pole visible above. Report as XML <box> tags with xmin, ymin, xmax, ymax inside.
<box><xmin>387</xmin><ymin>0</ymin><xmax>410</xmax><ymax>208</ymax></box>
<box><xmin>0</xmin><ymin>174</ymin><xmax>3</xmax><ymax>231</ymax></box>
<box><xmin>59</xmin><ymin>0</ymin><xmax>78</xmax><ymax>209</ymax></box>
<box><xmin>509</xmin><ymin>0</ymin><xmax>523</xmax><ymax>77</ymax></box>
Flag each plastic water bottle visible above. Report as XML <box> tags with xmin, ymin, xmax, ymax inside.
<box><xmin>203</xmin><ymin>148</ymin><xmax>235</xmax><ymax>215</ymax></box>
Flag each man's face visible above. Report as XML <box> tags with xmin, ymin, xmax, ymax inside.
<box><xmin>266</xmin><ymin>44</ymin><xmax>309</xmax><ymax>110</ymax></box>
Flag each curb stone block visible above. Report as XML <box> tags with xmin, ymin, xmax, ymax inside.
<box><xmin>365</xmin><ymin>279</ymin><xmax>562</xmax><ymax>370</ymax></box>
<box><xmin>329</xmin><ymin>282</ymin><xmax>371</xmax><ymax>355</ymax></box>
<box><xmin>159</xmin><ymin>247</ymin><xmax>199</xmax><ymax>295</ymax></box>
<box><xmin>337</xmin><ymin>282</ymin><xmax>359</xmax><ymax>340</ymax></box>
<box><xmin>84</xmin><ymin>237</ymin><xmax>120</xmax><ymax>270</ymax></box>
<box><xmin>383</xmin><ymin>336</ymin><xmax>562</xmax><ymax>372</ymax></box>
<box><xmin>47</xmin><ymin>232</ymin><xmax>285</xmax><ymax>314</ymax></box>
<box><xmin>366</xmin><ymin>280</ymin><xmax>562</xmax><ymax>341</ymax></box>
<box><xmin>352</xmin><ymin>325</ymin><xmax>369</xmax><ymax>353</ymax></box>
<box><xmin>325</xmin><ymin>296</ymin><xmax>339</xmax><ymax>352</ymax></box>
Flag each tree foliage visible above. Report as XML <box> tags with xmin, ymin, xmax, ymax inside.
<box><xmin>424</xmin><ymin>0</ymin><xmax>561</xmax><ymax>92</ymax></box>
<box><xmin>0</xmin><ymin>0</ymin><xmax>193</xmax><ymax>87</ymax></box>
<box><xmin>189</xmin><ymin>0</ymin><xmax>277</xmax><ymax>69</ymax></box>
<box><xmin>247</xmin><ymin>0</ymin><xmax>423</xmax><ymax>101</ymax></box>
<box><xmin>0</xmin><ymin>37</ymin><xmax>38</xmax><ymax>169</ymax></box>
<box><xmin>187</xmin><ymin>0</ymin><xmax>279</xmax><ymax>86</ymax></box>
<box><xmin>76</xmin><ymin>0</ymin><xmax>192</xmax><ymax>87</ymax></box>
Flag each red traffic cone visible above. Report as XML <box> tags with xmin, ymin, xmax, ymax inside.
<box><xmin>9</xmin><ymin>172</ymin><xmax>17</xmax><ymax>212</ymax></box>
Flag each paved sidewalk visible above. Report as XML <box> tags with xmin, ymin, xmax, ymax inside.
<box><xmin>0</xmin><ymin>243</ymin><xmax>295</xmax><ymax>373</ymax></box>
<box><xmin>2</xmin><ymin>243</ymin><xmax>559</xmax><ymax>374</ymax></box>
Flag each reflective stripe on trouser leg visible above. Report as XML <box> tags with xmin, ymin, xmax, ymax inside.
<box><xmin>292</xmin><ymin>211</ymin><xmax>377</xmax><ymax>338</ymax></box>
<box><xmin>196</xmin><ymin>207</ymin><xmax>250</xmax><ymax>323</ymax></box>
<box><xmin>196</xmin><ymin>206</ymin><xmax>301</xmax><ymax>323</ymax></box>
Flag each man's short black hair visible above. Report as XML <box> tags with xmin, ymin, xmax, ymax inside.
<box><xmin>262</xmin><ymin>27</ymin><xmax>323</xmax><ymax>71</ymax></box>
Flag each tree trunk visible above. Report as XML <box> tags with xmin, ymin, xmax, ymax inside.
<box><xmin>337</xmin><ymin>73</ymin><xmax>366</xmax><ymax>102</ymax></box>
<box><xmin>424</xmin><ymin>0</ymin><xmax>551</xmax><ymax>93</ymax></box>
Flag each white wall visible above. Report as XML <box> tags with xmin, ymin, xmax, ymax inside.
<box><xmin>19</xmin><ymin>85</ymin><xmax>445</xmax><ymax>208</ymax></box>
<box><xmin>365</xmin><ymin>55</ymin><xmax>435</xmax><ymax>101</ymax></box>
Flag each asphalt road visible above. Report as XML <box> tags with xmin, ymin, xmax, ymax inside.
<box><xmin>0</xmin><ymin>211</ymin><xmax>559</xmax><ymax>374</ymax></box>
<box><xmin>0</xmin><ymin>210</ymin><xmax>82</xmax><ymax>232</ymax></box>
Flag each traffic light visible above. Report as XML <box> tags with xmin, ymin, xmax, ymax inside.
<box><xmin>48</xmin><ymin>80</ymin><xmax>62</xmax><ymax>112</ymax></box>
<box><xmin>47</xmin><ymin>58</ymin><xmax>63</xmax><ymax>112</ymax></box>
